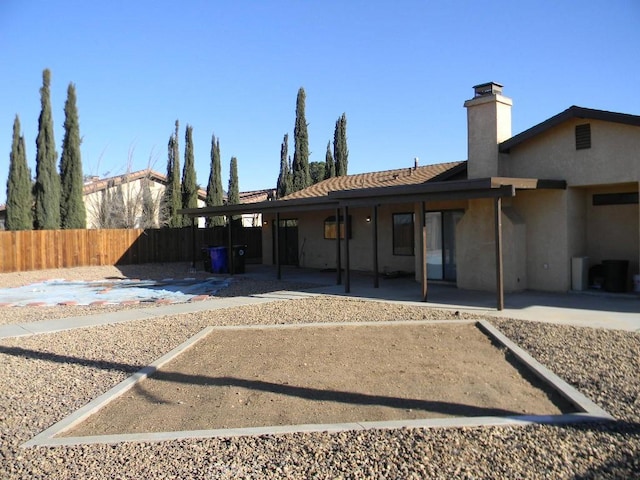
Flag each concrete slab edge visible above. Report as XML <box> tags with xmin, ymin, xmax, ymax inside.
<box><xmin>476</xmin><ymin>319</ymin><xmax>614</xmax><ymax>420</ymax></box>
<box><xmin>22</xmin><ymin>326</ymin><xmax>216</xmax><ymax>448</ymax></box>
<box><xmin>24</xmin><ymin>413</ymin><xmax>610</xmax><ymax>447</ymax></box>
<box><xmin>22</xmin><ymin>320</ymin><xmax>614</xmax><ymax>448</ymax></box>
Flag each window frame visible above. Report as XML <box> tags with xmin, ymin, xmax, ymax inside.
<box><xmin>392</xmin><ymin>212</ymin><xmax>415</xmax><ymax>256</ymax></box>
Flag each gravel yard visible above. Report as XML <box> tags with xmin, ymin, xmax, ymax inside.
<box><xmin>1</xmin><ymin>265</ymin><xmax>639</xmax><ymax>478</ymax></box>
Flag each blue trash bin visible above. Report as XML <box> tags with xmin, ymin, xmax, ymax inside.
<box><xmin>208</xmin><ymin>246</ymin><xmax>229</xmax><ymax>273</ymax></box>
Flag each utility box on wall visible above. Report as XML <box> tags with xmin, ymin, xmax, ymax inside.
<box><xmin>571</xmin><ymin>256</ymin><xmax>589</xmax><ymax>291</ymax></box>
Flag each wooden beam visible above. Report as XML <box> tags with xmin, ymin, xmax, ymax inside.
<box><xmin>494</xmin><ymin>197</ymin><xmax>504</xmax><ymax>310</ymax></box>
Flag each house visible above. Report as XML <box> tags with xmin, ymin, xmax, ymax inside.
<box><xmin>0</xmin><ymin>169</ymin><xmax>272</xmax><ymax>230</ymax></box>
<box><xmin>181</xmin><ymin>82</ymin><xmax>640</xmax><ymax>304</ymax></box>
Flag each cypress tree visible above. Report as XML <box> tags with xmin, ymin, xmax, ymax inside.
<box><xmin>334</xmin><ymin>113</ymin><xmax>349</xmax><ymax>177</ymax></box>
<box><xmin>34</xmin><ymin>68</ymin><xmax>61</xmax><ymax>229</ymax></box>
<box><xmin>181</xmin><ymin>124</ymin><xmax>198</xmax><ymax>226</ymax></box>
<box><xmin>324</xmin><ymin>141</ymin><xmax>335</xmax><ymax>179</ymax></box>
<box><xmin>227</xmin><ymin>156</ymin><xmax>239</xmax><ymax>205</ymax></box>
<box><xmin>309</xmin><ymin>161</ymin><xmax>325</xmax><ymax>184</ymax></box>
<box><xmin>162</xmin><ymin>120</ymin><xmax>182</xmax><ymax>227</ymax></box>
<box><xmin>140</xmin><ymin>176</ymin><xmax>157</xmax><ymax>228</ymax></box>
<box><xmin>59</xmin><ymin>83</ymin><xmax>87</xmax><ymax>229</ymax></box>
<box><xmin>276</xmin><ymin>133</ymin><xmax>291</xmax><ymax>198</ymax></box>
<box><xmin>291</xmin><ymin>87</ymin><xmax>311</xmax><ymax>192</ymax></box>
<box><xmin>206</xmin><ymin>133</ymin><xmax>225</xmax><ymax>227</ymax></box>
<box><xmin>6</xmin><ymin>115</ymin><xmax>33</xmax><ymax>230</ymax></box>
<box><xmin>227</xmin><ymin>156</ymin><xmax>240</xmax><ymax>225</ymax></box>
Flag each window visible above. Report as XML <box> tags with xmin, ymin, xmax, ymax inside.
<box><xmin>393</xmin><ymin>213</ymin><xmax>414</xmax><ymax>255</ymax></box>
<box><xmin>593</xmin><ymin>192</ymin><xmax>638</xmax><ymax>206</ymax></box>
<box><xmin>324</xmin><ymin>215</ymin><xmax>351</xmax><ymax>239</ymax></box>
<box><xmin>575</xmin><ymin>123</ymin><xmax>591</xmax><ymax>150</ymax></box>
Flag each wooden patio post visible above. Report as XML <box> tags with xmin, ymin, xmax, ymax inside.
<box><xmin>494</xmin><ymin>197</ymin><xmax>505</xmax><ymax>310</ymax></box>
<box><xmin>344</xmin><ymin>206</ymin><xmax>350</xmax><ymax>294</ymax></box>
<box><xmin>336</xmin><ymin>206</ymin><xmax>342</xmax><ymax>285</ymax></box>
<box><xmin>372</xmin><ymin>205</ymin><xmax>379</xmax><ymax>289</ymax></box>
<box><xmin>420</xmin><ymin>202</ymin><xmax>428</xmax><ymax>301</ymax></box>
<box><xmin>227</xmin><ymin>216</ymin><xmax>234</xmax><ymax>275</ymax></box>
<box><xmin>191</xmin><ymin>217</ymin><xmax>197</xmax><ymax>270</ymax></box>
<box><xmin>275</xmin><ymin>212</ymin><xmax>281</xmax><ymax>280</ymax></box>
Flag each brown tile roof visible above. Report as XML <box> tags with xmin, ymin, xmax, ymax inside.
<box><xmin>83</xmin><ymin>169</ymin><xmax>208</xmax><ymax>199</ymax></box>
<box><xmin>82</xmin><ymin>169</ymin><xmax>168</xmax><ymax>195</ymax></box>
<box><xmin>239</xmin><ymin>189</ymin><xmax>275</xmax><ymax>204</ymax></box>
<box><xmin>282</xmin><ymin>161</ymin><xmax>466</xmax><ymax>200</ymax></box>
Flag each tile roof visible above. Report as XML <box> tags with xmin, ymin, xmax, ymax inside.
<box><xmin>282</xmin><ymin>161</ymin><xmax>466</xmax><ymax>200</ymax></box>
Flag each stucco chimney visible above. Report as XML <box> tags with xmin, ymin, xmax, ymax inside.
<box><xmin>464</xmin><ymin>82</ymin><xmax>512</xmax><ymax>178</ymax></box>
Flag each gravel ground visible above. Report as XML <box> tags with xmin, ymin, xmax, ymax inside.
<box><xmin>1</xmin><ymin>265</ymin><xmax>639</xmax><ymax>479</ymax></box>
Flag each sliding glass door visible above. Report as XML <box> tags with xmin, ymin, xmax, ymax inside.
<box><xmin>425</xmin><ymin>210</ymin><xmax>463</xmax><ymax>281</ymax></box>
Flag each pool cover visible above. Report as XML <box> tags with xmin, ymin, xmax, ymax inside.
<box><xmin>0</xmin><ymin>278</ymin><xmax>230</xmax><ymax>306</ymax></box>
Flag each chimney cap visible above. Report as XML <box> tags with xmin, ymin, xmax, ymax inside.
<box><xmin>473</xmin><ymin>82</ymin><xmax>503</xmax><ymax>97</ymax></box>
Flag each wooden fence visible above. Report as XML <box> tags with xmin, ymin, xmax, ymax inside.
<box><xmin>0</xmin><ymin>227</ymin><xmax>263</xmax><ymax>273</ymax></box>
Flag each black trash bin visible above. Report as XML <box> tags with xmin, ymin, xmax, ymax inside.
<box><xmin>232</xmin><ymin>245</ymin><xmax>247</xmax><ymax>274</ymax></box>
<box><xmin>602</xmin><ymin>260</ymin><xmax>629</xmax><ymax>292</ymax></box>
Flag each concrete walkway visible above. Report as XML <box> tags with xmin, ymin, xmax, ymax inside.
<box><xmin>0</xmin><ymin>265</ymin><xmax>638</xmax><ymax>339</ymax></box>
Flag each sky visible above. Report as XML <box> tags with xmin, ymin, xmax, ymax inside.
<box><xmin>1</xmin><ymin>0</ymin><xmax>639</xmax><ymax>205</ymax></box>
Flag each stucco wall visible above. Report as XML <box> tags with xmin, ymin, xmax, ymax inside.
<box><xmin>456</xmin><ymin>199</ymin><xmax>526</xmax><ymax>292</ymax></box>
<box><xmin>261</xmin><ymin>203</ymin><xmax>423</xmax><ymax>273</ymax></box>
<box><xmin>502</xmin><ymin>119</ymin><xmax>640</xmax><ymax>186</ymax></box>
<box><xmin>512</xmin><ymin>190</ymin><xmax>571</xmax><ymax>291</ymax></box>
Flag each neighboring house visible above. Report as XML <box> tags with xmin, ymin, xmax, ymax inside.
<box><xmin>0</xmin><ymin>169</ymin><xmax>271</xmax><ymax>230</ymax></box>
<box><xmin>122</xmin><ymin>84</ymin><xmax>640</xmax><ymax>300</ymax></box>
<box><xmin>83</xmin><ymin>170</ymin><xmax>178</xmax><ymax>229</ymax></box>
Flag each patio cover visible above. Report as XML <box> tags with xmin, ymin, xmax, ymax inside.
<box><xmin>180</xmin><ymin>177</ymin><xmax>566</xmax><ymax>310</ymax></box>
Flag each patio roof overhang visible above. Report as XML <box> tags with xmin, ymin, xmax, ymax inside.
<box><xmin>179</xmin><ymin>176</ymin><xmax>566</xmax><ymax>311</ymax></box>
<box><xmin>179</xmin><ymin>177</ymin><xmax>566</xmax><ymax>217</ymax></box>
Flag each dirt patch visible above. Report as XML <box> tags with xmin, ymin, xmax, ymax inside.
<box><xmin>67</xmin><ymin>322</ymin><xmax>572</xmax><ymax>436</ymax></box>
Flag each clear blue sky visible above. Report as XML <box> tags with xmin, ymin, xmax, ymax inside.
<box><xmin>1</xmin><ymin>0</ymin><xmax>639</xmax><ymax>205</ymax></box>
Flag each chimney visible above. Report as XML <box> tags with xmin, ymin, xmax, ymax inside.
<box><xmin>463</xmin><ymin>82</ymin><xmax>512</xmax><ymax>178</ymax></box>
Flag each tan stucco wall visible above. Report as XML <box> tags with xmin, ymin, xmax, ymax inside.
<box><xmin>456</xmin><ymin>198</ymin><xmax>527</xmax><ymax>292</ymax></box>
<box><xmin>502</xmin><ymin>119</ymin><xmax>640</xmax><ymax>186</ymax></box>
<box><xmin>465</xmin><ymin>93</ymin><xmax>512</xmax><ymax>179</ymax></box>
<box><xmin>584</xmin><ymin>184</ymin><xmax>640</xmax><ymax>285</ymax></box>
<box><xmin>261</xmin><ymin>203</ymin><xmax>426</xmax><ymax>273</ymax></box>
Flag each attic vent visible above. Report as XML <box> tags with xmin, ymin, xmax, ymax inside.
<box><xmin>575</xmin><ymin>123</ymin><xmax>591</xmax><ymax>150</ymax></box>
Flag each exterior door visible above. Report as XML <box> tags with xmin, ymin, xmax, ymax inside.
<box><xmin>273</xmin><ymin>219</ymin><xmax>299</xmax><ymax>266</ymax></box>
<box><xmin>425</xmin><ymin>210</ymin><xmax>463</xmax><ymax>281</ymax></box>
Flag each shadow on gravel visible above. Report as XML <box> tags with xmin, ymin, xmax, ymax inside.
<box><xmin>2</xmin><ymin>344</ymin><xmax>531</xmax><ymax>418</ymax></box>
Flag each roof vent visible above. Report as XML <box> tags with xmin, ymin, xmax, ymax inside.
<box><xmin>473</xmin><ymin>82</ymin><xmax>503</xmax><ymax>97</ymax></box>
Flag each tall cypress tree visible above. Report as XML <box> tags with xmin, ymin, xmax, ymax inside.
<box><xmin>276</xmin><ymin>133</ymin><xmax>292</xmax><ymax>198</ymax></box>
<box><xmin>206</xmin><ymin>133</ymin><xmax>225</xmax><ymax>227</ymax></box>
<box><xmin>162</xmin><ymin>120</ymin><xmax>182</xmax><ymax>227</ymax></box>
<box><xmin>227</xmin><ymin>156</ymin><xmax>240</xmax><ymax>225</ymax></box>
<box><xmin>181</xmin><ymin>124</ymin><xmax>198</xmax><ymax>226</ymax></box>
<box><xmin>6</xmin><ymin>115</ymin><xmax>33</xmax><ymax>230</ymax></box>
<box><xmin>324</xmin><ymin>140</ymin><xmax>335</xmax><ymax>180</ymax></box>
<box><xmin>34</xmin><ymin>68</ymin><xmax>61</xmax><ymax>229</ymax></box>
<box><xmin>334</xmin><ymin>113</ymin><xmax>349</xmax><ymax>176</ymax></box>
<box><xmin>227</xmin><ymin>156</ymin><xmax>239</xmax><ymax>205</ymax></box>
<box><xmin>59</xmin><ymin>83</ymin><xmax>86</xmax><ymax>229</ymax></box>
<box><xmin>291</xmin><ymin>87</ymin><xmax>311</xmax><ymax>192</ymax></box>
<box><xmin>140</xmin><ymin>176</ymin><xmax>157</xmax><ymax>228</ymax></box>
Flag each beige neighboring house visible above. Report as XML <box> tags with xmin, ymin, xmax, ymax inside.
<box><xmin>84</xmin><ymin>169</ymin><xmax>272</xmax><ymax>229</ymax></box>
<box><xmin>182</xmin><ymin>82</ymin><xmax>639</xmax><ymax>303</ymax></box>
